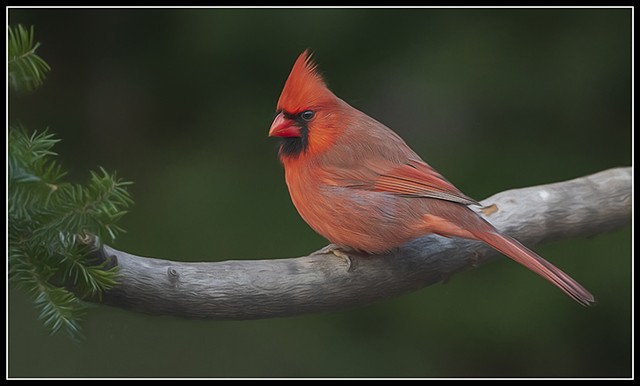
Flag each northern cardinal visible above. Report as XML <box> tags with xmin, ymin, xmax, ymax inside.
<box><xmin>269</xmin><ymin>50</ymin><xmax>594</xmax><ymax>306</ymax></box>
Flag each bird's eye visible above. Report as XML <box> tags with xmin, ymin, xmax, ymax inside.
<box><xmin>300</xmin><ymin>110</ymin><xmax>315</xmax><ymax>121</ymax></box>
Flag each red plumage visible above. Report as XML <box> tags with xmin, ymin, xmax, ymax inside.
<box><xmin>269</xmin><ymin>50</ymin><xmax>594</xmax><ymax>306</ymax></box>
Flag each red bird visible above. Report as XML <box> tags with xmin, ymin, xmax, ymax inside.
<box><xmin>269</xmin><ymin>50</ymin><xmax>594</xmax><ymax>306</ymax></box>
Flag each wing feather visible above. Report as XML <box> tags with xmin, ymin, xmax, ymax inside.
<box><xmin>373</xmin><ymin>161</ymin><xmax>479</xmax><ymax>206</ymax></box>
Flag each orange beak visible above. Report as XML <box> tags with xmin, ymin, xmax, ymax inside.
<box><xmin>269</xmin><ymin>112</ymin><xmax>301</xmax><ymax>137</ymax></box>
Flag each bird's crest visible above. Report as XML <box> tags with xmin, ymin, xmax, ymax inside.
<box><xmin>277</xmin><ymin>50</ymin><xmax>335</xmax><ymax>114</ymax></box>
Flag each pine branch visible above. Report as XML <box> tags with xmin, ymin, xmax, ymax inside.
<box><xmin>9</xmin><ymin>246</ymin><xmax>85</xmax><ymax>337</ymax></box>
<box><xmin>8</xmin><ymin>25</ymin><xmax>51</xmax><ymax>92</ymax></box>
<box><xmin>8</xmin><ymin>127</ymin><xmax>133</xmax><ymax>338</ymax></box>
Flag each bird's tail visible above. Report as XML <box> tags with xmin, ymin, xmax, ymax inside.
<box><xmin>473</xmin><ymin>230</ymin><xmax>595</xmax><ymax>306</ymax></box>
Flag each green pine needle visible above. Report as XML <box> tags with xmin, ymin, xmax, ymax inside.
<box><xmin>35</xmin><ymin>285</ymin><xmax>86</xmax><ymax>338</ymax></box>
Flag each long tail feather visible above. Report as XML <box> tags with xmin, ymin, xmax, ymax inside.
<box><xmin>474</xmin><ymin>231</ymin><xmax>595</xmax><ymax>306</ymax></box>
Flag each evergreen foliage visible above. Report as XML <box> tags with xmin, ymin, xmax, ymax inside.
<box><xmin>8</xmin><ymin>24</ymin><xmax>51</xmax><ymax>92</ymax></box>
<box><xmin>8</xmin><ymin>25</ymin><xmax>133</xmax><ymax>338</ymax></box>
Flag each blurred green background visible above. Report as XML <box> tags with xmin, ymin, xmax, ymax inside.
<box><xmin>8</xmin><ymin>8</ymin><xmax>631</xmax><ymax>378</ymax></box>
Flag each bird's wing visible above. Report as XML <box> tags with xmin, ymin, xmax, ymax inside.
<box><xmin>324</xmin><ymin>154</ymin><xmax>479</xmax><ymax>206</ymax></box>
<box><xmin>373</xmin><ymin>160</ymin><xmax>479</xmax><ymax>206</ymax></box>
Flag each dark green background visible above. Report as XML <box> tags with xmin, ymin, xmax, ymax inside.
<box><xmin>8</xmin><ymin>8</ymin><xmax>631</xmax><ymax>378</ymax></box>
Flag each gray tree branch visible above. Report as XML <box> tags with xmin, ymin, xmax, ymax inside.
<box><xmin>97</xmin><ymin>167</ymin><xmax>631</xmax><ymax>318</ymax></box>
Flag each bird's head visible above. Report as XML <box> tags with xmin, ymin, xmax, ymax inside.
<box><xmin>269</xmin><ymin>50</ymin><xmax>345</xmax><ymax>160</ymax></box>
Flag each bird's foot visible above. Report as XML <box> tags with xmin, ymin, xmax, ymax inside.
<box><xmin>315</xmin><ymin>244</ymin><xmax>357</xmax><ymax>272</ymax></box>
